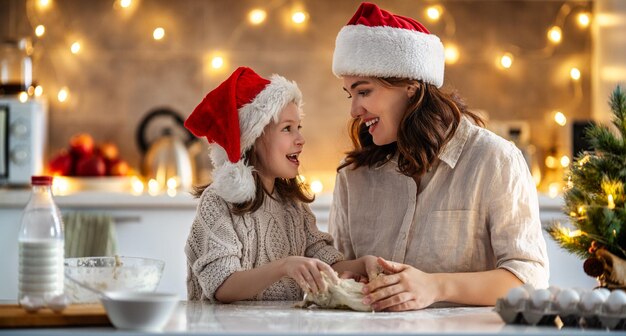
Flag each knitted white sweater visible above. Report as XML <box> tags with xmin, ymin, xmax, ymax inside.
<box><xmin>185</xmin><ymin>187</ymin><xmax>344</xmax><ymax>302</ymax></box>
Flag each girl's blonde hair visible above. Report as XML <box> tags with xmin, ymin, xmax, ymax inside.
<box><xmin>193</xmin><ymin>146</ymin><xmax>313</xmax><ymax>215</ymax></box>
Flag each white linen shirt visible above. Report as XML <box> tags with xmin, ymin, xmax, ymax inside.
<box><xmin>329</xmin><ymin>117</ymin><xmax>549</xmax><ymax>288</ymax></box>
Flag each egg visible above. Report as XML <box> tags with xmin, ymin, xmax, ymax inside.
<box><xmin>579</xmin><ymin>290</ymin><xmax>604</xmax><ymax>312</ymax></box>
<box><xmin>605</xmin><ymin>290</ymin><xmax>626</xmax><ymax>313</ymax></box>
<box><xmin>594</xmin><ymin>287</ymin><xmax>611</xmax><ymax>301</ymax></box>
<box><xmin>547</xmin><ymin>285</ymin><xmax>561</xmax><ymax>297</ymax></box>
<box><xmin>19</xmin><ymin>295</ymin><xmax>45</xmax><ymax>312</ymax></box>
<box><xmin>530</xmin><ymin>288</ymin><xmax>552</xmax><ymax>310</ymax></box>
<box><xmin>506</xmin><ymin>286</ymin><xmax>529</xmax><ymax>307</ymax></box>
<box><xmin>46</xmin><ymin>294</ymin><xmax>70</xmax><ymax>313</ymax></box>
<box><xmin>556</xmin><ymin>288</ymin><xmax>580</xmax><ymax>310</ymax></box>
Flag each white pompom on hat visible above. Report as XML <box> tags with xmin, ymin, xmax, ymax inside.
<box><xmin>332</xmin><ymin>2</ymin><xmax>445</xmax><ymax>88</ymax></box>
<box><xmin>184</xmin><ymin>67</ymin><xmax>302</xmax><ymax>203</ymax></box>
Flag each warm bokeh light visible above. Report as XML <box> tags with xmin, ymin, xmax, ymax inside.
<box><xmin>131</xmin><ymin>176</ymin><xmax>144</xmax><ymax>195</ymax></box>
<box><xmin>568</xmin><ymin>229</ymin><xmax>582</xmax><ymax>238</ymax></box>
<box><xmin>18</xmin><ymin>92</ymin><xmax>28</xmax><ymax>103</ymax></box>
<box><xmin>211</xmin><ymin>56</ymin><xmax>224</xmax><ymax>69</ymax></box>
<box><xmin>554</xmin><ymin>111</ymin><xmax>567</xmax><ymax>126</ymax></box>
<box><xmin>577</xmin><ymin>12</ymin><xmax>591</xmax><ymax>28</ymax></box>
<box><xmin>27</xmin><ymin>86</ymin><xmax>35</xmax><ymax>95</ymax></box>
<box><xmin>57</xmin><ymin>87</ymin><xmax>69</xmax><ymax>102</ymax></box>
<box><xmin>70</xmin><ymin>42</ymin><xmax>81</xmax><ymax>54</ymax></box>
<box><xmin>34</xmin><ymin>85</ymin><xmax>43</xmax><ymax>97</ymax></box>
<box><xmin>167</xmin><ymin>177</ymin><xmax>178</xmax><ymax>189</ymax></box>
<box><xmin>148</xmin><ymin>178</ymin><xmax>160</xmax><ymax>196</ymax></box>
<box><xmin>52</xmin><ymin>177</ymin><xmax>69</xmax><ymax>196</ymax></box>
<box><xmin>426</xmin><ymin>6</ymin><xmax>442</xmax><ymax>21</ymax></box>
<box><xmin>291</xmin><ymin>11</ymin><xmax>307</xmax><ymax>24</ymax></box>
<box><xmin>500</xmin><ymin>53</ymin><xmax>513</xmax><ymax>69</ymax></box>
<box><xmin>37</xmin><ymin>0</ymin><xmax>51</xmax><ymax>10</ymax></box>
<box><xmin>35</xmin><ymin>25</ymin><xmax>45</xmax><ymax>37</ymax></box>
<box><xmin>570</xmin><ymin>67</ymin><xmax>581</xmax><ymax>81</ymax></box>
<box><xmin>548</xmin><ymin>182</ymin><xmax>560</xmax><ymax>198</ymax></box>
<box><xmin>248</xmin><ymin>9</ymin><xmax>267</xmax><ymax>25</ymax></box>
<box><xmin>608</xmin><ymin>194</ymin><xmax>616</xmax><ymax>209</ymax></box>
<box><xmin>560</xmin><ymin>155</ymin><xmax>570</xmax><ymax>167</ymax></box>
<box><xmin>120</xmin><ymin>0</ymin><xmax>132</xmax><ymax>8</ymax></box>
<box><xmin>310</xmin><ymin>180</ymin><xmax>323</xmax><ymax>194</ymax></box>
<box><xmin>444</xmin><ymin>44</ymin><xmax>459</xmax><ymax>64</ymax></box>
<box><xmin>547</xmin><ymin>26</ymin><xmax>562</xmax><ymax>44</ymax></box>
<box><xmin>153</xmin><ymin>27</ymin><xmax>165</xmax><ymax>40</ymax></box>
<box><xmin>545</xmin><ymin>155</ymin><xmax>557</xmax><ymax>169</ymax></box>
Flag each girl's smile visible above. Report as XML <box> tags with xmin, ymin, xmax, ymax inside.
<box><xmin>255</xmin><ymin>102</ymin><xmax>305</xmax><ymax>193</ymax></box>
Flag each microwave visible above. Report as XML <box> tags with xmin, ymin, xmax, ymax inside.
<box><xmin>0</xmin><ymin>97</ymin><xmax>48</xmax><ymax>186</ymax></box>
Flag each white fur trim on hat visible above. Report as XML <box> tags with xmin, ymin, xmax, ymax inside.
<box><xmin>209</xmin><ymin>144</ymin><xmax>256</xmax><ymax>203</ymax></box>
<box><xmin>332</xmin><ymin>25</ymin><xmax>445</xmax><ymax>88</ymax></box>
<box><xmin>210</xmin><ymin>74</ymin><xmax>303</xmax><ymax>203</ymax></box>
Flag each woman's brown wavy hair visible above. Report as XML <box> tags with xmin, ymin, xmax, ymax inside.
<box><xmin>192</xmin><ymin>146</ymin><xmax>314</xmax><ymax>216</ymax></box>
<box><xmin>338</xmin><ymin>78</ymin><xmax>484</xmax><ymax>179</ymax></box>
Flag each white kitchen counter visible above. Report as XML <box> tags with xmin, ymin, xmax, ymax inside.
<box><xmin>0</xmin><ymin>300</ymin><xmax>618</xmax><ymax>335</ymax></box>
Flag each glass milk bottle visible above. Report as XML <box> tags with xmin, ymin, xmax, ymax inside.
<box><xmin>18</xmin><ymin>176</ymin><xmax>64</xmax><ymax>307</ymax></box>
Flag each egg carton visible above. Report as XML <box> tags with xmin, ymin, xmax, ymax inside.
<box><xmin>495</xmin><ymin>290</ymin><xmax>626</xmax><ymax>330</ymax></box>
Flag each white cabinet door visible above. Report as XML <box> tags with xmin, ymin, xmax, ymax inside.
<box><xmin>0</xmin><ymin>209</ymin><xmax>23</xmax><ymax>300</ymax></box>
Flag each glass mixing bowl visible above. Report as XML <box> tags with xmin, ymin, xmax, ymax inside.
<box><xmin>64</xmin><ymin>256</ymin><xmax>165</xmax><ymax>303</ymax></box>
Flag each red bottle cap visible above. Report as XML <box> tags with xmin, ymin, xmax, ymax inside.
<box><xmin>31</xmin><ymin>176</ymin><xmax>54</xmax><ymax>186</ymax></box>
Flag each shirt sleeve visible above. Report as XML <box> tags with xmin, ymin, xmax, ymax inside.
<box><xmin>301</xmin><ymin>203</ymin><xmax>344</xmax><ymax>265</ymax></box>
<box><xmin>487</xmin><ymin>147</ymin><xmax>550</xmax><ymax>288</ymax></box>
<box><xmin>328</xmin><ymin>168</ymin><xmax>356</xmax><ymax>259</ymax></box>
<box><xmin>185</xmin><ymin>190</ymin><xmax>243</xmax><ymax>302</ymax></box>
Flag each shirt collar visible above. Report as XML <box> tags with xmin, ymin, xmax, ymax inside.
<box><xmin>438</xmin><ymin>116</ymin><xmax>472</xmax><ymax>169</ymax></box>
<box><xmin>376</xmin><ymin>116</ymin><xmax>472</xmax><ymax>171</ymax></box>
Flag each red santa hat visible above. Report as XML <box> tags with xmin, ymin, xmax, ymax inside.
<box><xmin>332</xmin><ymin>2</ymin><xmax>445</xmax><ymax>88</ymax></box>
<box><xmin>184</xmin><ymin>66</ymin><xmax>302</xmax><ymax>203</ymax></box>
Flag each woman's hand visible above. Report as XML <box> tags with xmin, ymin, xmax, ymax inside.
<box><xmin>282</xmin><ymin>256</ymin><xmax>339</xmax><ymax>294</ymax></box>
<box><xmin>363</xmin><ymin>257</ymin><xmax>438</xmax><ymax>311</ymax></box>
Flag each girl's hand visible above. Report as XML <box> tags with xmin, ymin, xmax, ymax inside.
<box><xmin>282</xmin><ymin>256</ymin><xmax>339</xmax><ymax>294</ymax></box>
<box><xmin>362</xmin><ymin>257</ymin><xmax>438</xmax><ymax>311</ymax></box>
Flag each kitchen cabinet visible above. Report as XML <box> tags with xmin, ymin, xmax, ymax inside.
<box><xmin>0</xmin><ymin>190</ymin><xmax>596</xmax><ymax>302</ymax></box>
<box><xmin>0</xmin><ymin>190</ymin><xmax>198</xmax><ymax>300</ymax></box>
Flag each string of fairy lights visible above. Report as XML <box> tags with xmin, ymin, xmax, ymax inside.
<box><xmin>19</xmin><ymin>0</ymin><xmax>591</xmax><ymax>197</ymax></box>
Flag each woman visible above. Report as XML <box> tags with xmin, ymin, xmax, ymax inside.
<box><xmin>328</xmin><ymin>2</ymin><xmax>549</xmax><ymax>312</ymax></box>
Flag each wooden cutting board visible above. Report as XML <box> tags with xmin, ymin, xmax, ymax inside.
<box><xmin>0</xmin><ymin>303</ymin><xmax>111</xmax><ymax>328</ymax></box>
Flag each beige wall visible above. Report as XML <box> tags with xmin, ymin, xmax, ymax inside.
<box><xmin>1</xmin><ymin>0</ymin><xmax>592</xmax><ymax>191</ymax></box>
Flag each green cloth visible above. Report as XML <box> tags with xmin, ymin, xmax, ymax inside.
<box><xmin>63</xmin><ymin>212</ymin><xmax>117</xmax><ymax>258</ymax></box>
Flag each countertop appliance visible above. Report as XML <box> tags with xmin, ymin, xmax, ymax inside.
<box><xmin>0</xmin><ymin>97</ymin><xmax>48</xmax><ymax>186</ymax></box>
<box><xmin>136</xmin><ymin>107</ymin><xmax>194</xmax><ymax>191</ymax></box>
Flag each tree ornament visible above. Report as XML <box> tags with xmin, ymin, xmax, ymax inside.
<box><xmin>583</xmin><ymin>256</ymin><xmax>604</xmax><ymax>277</ymax></box>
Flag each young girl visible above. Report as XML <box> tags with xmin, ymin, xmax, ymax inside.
<box><xmin>329</xmin><ymin>3</ymin><xmax>549</xmax><ymax>311</ymax></box>
<box><xmin>184</xmin><ymin>67</ymin><xmax>370</xmax><ymax>302</ymax></box>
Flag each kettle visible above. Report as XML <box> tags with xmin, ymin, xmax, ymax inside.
<box><xmin>136</xmin><ymin>107</ymin><xmax>194</xmax><ymax>192</ymax></box>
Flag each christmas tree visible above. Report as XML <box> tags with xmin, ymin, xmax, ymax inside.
<box><xmin>546</xmin><ymin>85</ymin><xmax>626</xmax><ymax>288</ymax></box>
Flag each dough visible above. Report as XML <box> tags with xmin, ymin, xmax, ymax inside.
<box><xmin>298</xmin><ymin>272</ymin><xmax>372</xmax><ymax>312</ymax></box>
